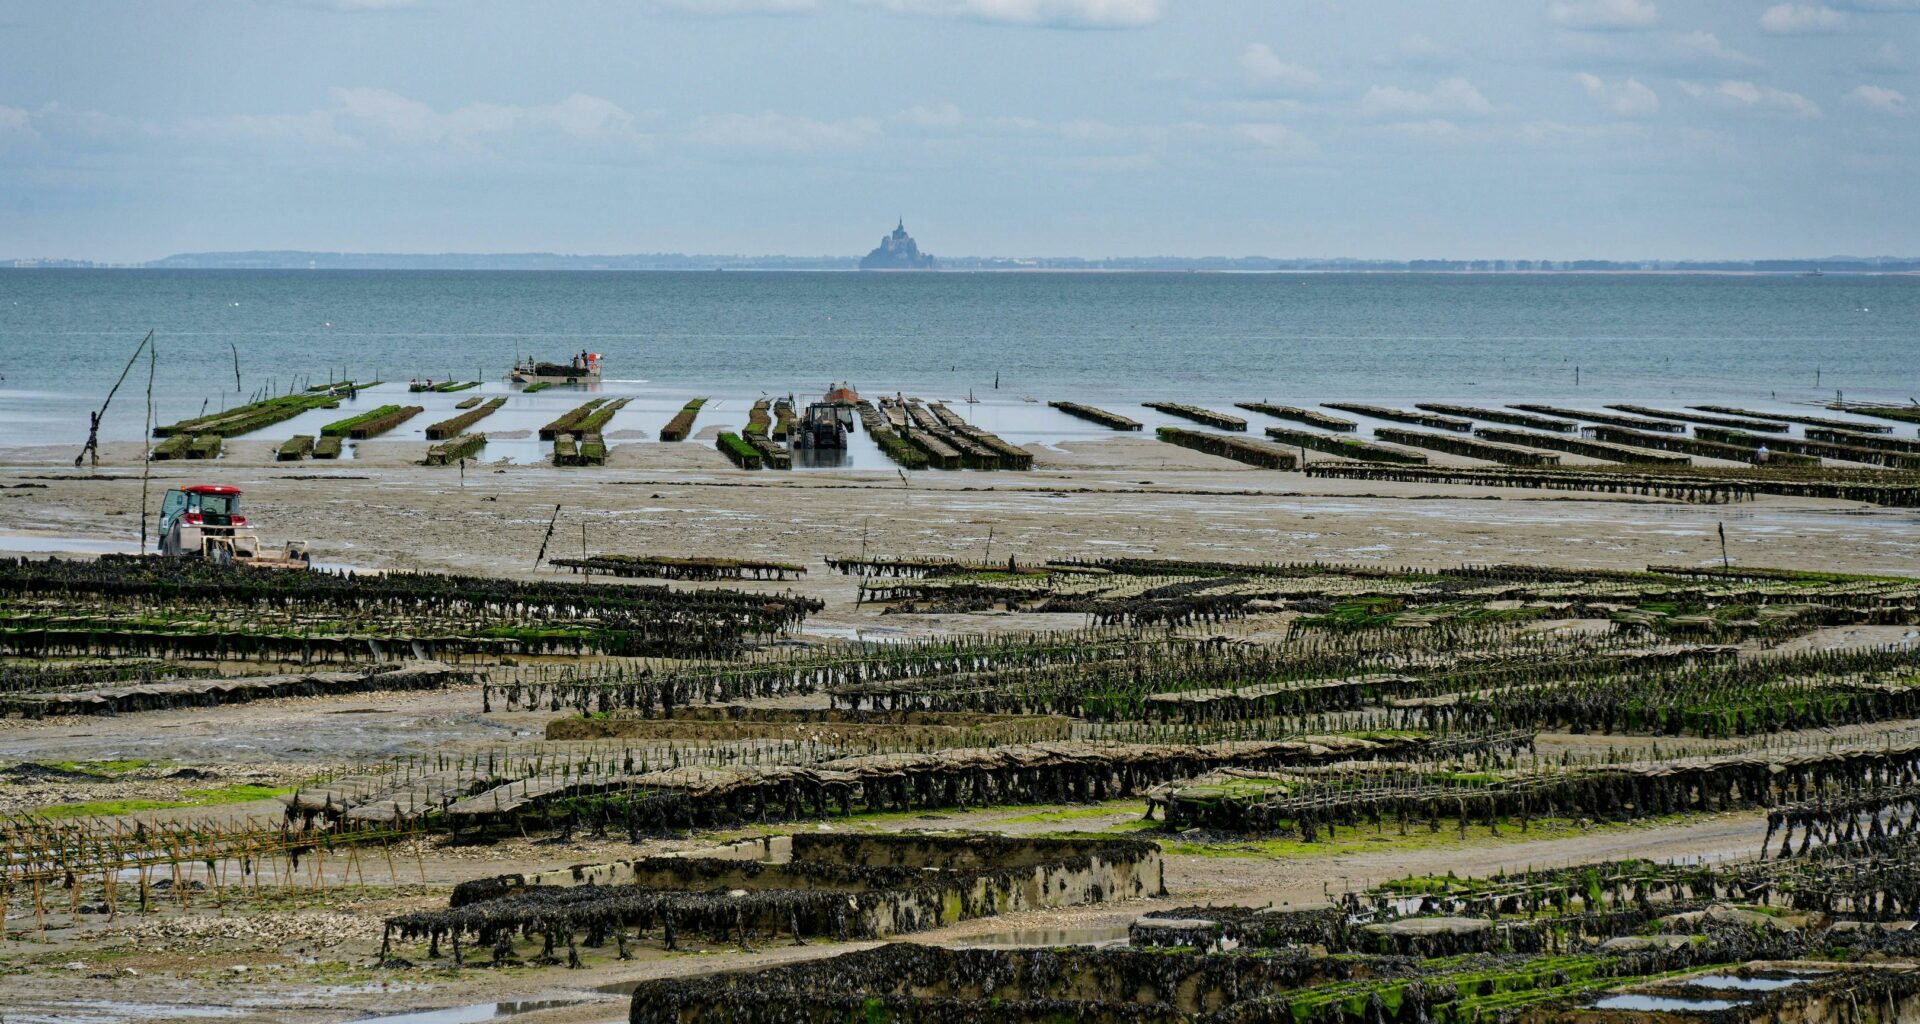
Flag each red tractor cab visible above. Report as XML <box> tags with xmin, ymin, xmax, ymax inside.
<box><xmin>157</xmin><ymin>485</ymin><xmax>309</xmax><ymax>568</ymax></box>
<box><xmin>159</xmin><ymin>484</ymin><xmax>246</xmax><ymax>537</ymax></box>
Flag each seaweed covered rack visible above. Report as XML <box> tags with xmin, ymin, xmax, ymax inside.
<box><xmin>630</xmin><ymin>921</ymin><xmax>1920</xmax><ymax>1023</ymax></box>
<box><xmin>1049</xmin><ymin>401</ymin><xmax>1142</xmax><ymax>430</ymax></box>
<box><xmin>0</xmin><ymin>555</ymin><xmax>821</xmax><ymax>661</ymax></box>
<box><xmin>428</xmin><ymin>732</ymin><xmax>1483</xmax><ymax>836</ymax></box>
<box><xmin>631</xmin><ymin>817</ymin><xmax>1920</xmax><ymax>1023</ymax></box>
<box><xmin>548</xmin><ymin>553</ymin><xmax>806</xmax><ymax>581</ymax></box>
<box><xmin>1</xmin><ymin>660</ymin><xmax>471</xmax><ymax>718</ymax></box>
<box><xmin>382</xmin><ymin>833</ymin><xmax>1162</xmax><ymax>966</ymax></box>
<box><xmin>1145</xmin><ymin>729</ymin><xmax>1920</xmax><ymax>836</ymax></box>
<box><xmin>834</xmin><ymin>557</ymin><xmax>1920</xmax><ymax>641</ymax></box>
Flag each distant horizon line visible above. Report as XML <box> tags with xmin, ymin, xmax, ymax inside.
<box><xmin>9</xmin><ymin>249</ymin><xmax>1920</xmax><ymax>273</ymax></box>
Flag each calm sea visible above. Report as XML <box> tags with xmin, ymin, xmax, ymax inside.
<box><xmin>0</xmin><ymin>269</ymin><xmax>1915</xmax><ymax>461</ymax></box>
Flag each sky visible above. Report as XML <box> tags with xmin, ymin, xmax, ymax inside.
<box><xmin>0</xmin><ymin>0</ymin><xmax>1915</xmax><ymax>262</ymax></box>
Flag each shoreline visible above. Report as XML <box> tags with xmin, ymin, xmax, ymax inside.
<box><xmin>12</xmin><ymin>265</ymin><xmax>1920</xmax><ymax>277</ymax></box>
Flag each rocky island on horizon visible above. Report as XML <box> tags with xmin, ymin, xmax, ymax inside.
<box><xmin>857</xmin><ymin>218</ymin><xmax>936</xmax><ymax>271</ymax></box>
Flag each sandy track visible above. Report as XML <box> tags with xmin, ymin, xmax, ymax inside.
<box><xmin>4</xmin><ymin>441</ymin><xmax>1914</xmax><ymax>627</ymax></box>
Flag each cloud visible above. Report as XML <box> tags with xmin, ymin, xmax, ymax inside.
<box><xmin>265</xmin><ymin>0</ymin><xmax>421</xmax><ymax>9</ymax></box>
<box><xmin>1379</xmin><ymin>118</ymin><xmax>1462</xmax><ymax>140</ymax></box>
<box><xmin>180</xmin><ymin>110</ymin><xmax>358</xmax><ymax>148</ymax></box>
<box><xmin>1759</xmin><ymin>4</ymin><xmax>1847</xmax><ymax>33</ymax></box>
<box><xmin>1681</xmin><ymin>80</ymin><xmax>1822</xmax><ymax>117</ymax></box>
<box><xmin>1230</xmin><ymin>121</ymin><xmax>1317</xmax><ymax>156</ymax></box>
<box><xmin>632</xmin><ymin>0</ymin><xmax>1164</xmax><ymax>24</ymax></box>
<box><xmin>1517</xmin><ymin>119</ymin><xmax>1646</xmax><ymax>144</ymax></box>
<box><xmin>1550</xmin><ymin>0</ymin><xmax>1658</xmax><ymax>29</ymax></box>
<box><xmin>1663</xmin><ymin>31</ymin><xmax>1759</xmax><ymax>67</ymax></box>
<box><xmin>1398</xmin><ymin>34</ymin><xmax>1448</xmax><ymax>61</ymax></box>
<box><xmin>885</xmin><ymin>104</ymin><xmax>1156</xmax><ymax>146</ymax></box>
<box><xmin>1546</xmin><ymin>27</ymin><xmax>1756</xmax><ymax>73</ymax></box>
<box><xmin>1240</xmin><ymin>44</ymin><xmax>1321</xmax><ymax>93</ymax></box>
<box><xmin>1576</xmin><ymin>73</ymin><xmax>1661</xmax><ymax>116</ymax></box>
<box><xmin>897</xmin><ymin>103</ymin><xmax>965</xmax><ymax>127</ymax></box>
<box><xmin>859</xmin><ymin>0</ymin><xmax>1161</xmax><ymax>28</ymax></box>
<box><xmin>689</xmin><ymin>111</ymin><xmax>882</xmax><ymax>150</ymax></box>
<box><xmin>1848</xmin><ymin>84</ymin><xmax>1910</xmax><ymax>113</ymax></box>
<box><xmin>1373</xmin><ymin>33</ymin><xmax>1457</xmax><ymax>70</ymax></box>
<box><xmin>648</xmin><ymin>0</ymin><xmax>818</xmax><ymax>12</ymax></box>
<box><xmin>1863</xmin><ymin>41</ymin><xmax>1908</xmax><ymax>71</ymax></box>
<box><xmin>1360</xmin><ymin>77</ymin><xmax>1492</xmax><ymax>118</ymax></box>
<box><xmin>0</xmin><ymin>105</ymin><xmax>30</xmax><ymax>132</ymax></box>
<box><xmin>329</xmin><ymin>88</ymin><xmax>640</xmax><ymax>145</ymax></box>
<box><xmin>87</xmin><ymin>88</ymin><xmax>653</xmax><ymax>157</ymax></box>
<box><xmin>16</xmin><ymin>102</ymin><xmax>145</xmax><ymax>147</ymax></box>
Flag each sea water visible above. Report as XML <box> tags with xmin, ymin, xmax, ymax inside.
<box><xmin>1</xmin><ymin>269</ymin><xmax>1915</xmax><ymax>454</ymax></box>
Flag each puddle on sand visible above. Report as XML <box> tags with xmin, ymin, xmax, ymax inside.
<box><xmin>953</xmin><ymin>925</ymin><xmax>1132</xmax><ymax>948</ymax></box>
<box><xmin>340</xmin><ymin>999</ymin><xmax>584</xmax><ymax>1024</ymax></box>
<box><xmin>6</xmin><ymin>1003</ymin><xmax>241</xmax><ymax>1024</ymax></box>
<box><xmin>0</xmin><ymin>533</ymin><xmax>365</xmax><ymax>574</ymax></box>
<box><xmin>1591</xmin><ymin>994</ymin><xmax>1740</xmax><ymax>1012</ymax></box>
<box><xmin>1684</xmin><ymin>974</ymin><xmax>1805</xmax><ymax>991</ymax></box>
<box><xmin>800</xmin><ymin>625</ymin><xmax>915</xmax><ymax>644</ymax></box>
<box><xmin>660</xmin><ymin>833</ymin><xmax>793</xmax><ymax>864</ymax></box>
<box><xmin>0</xmin><ymin>533</ymin><xmax>141</xmax><ymax>555</ymax></box>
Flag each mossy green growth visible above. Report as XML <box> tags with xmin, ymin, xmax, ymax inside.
<box><xmin>31</xmin><ymin>783</ymin><xmax>294</xmax><ymax>820</ymax></box>
<box><xmin>1298</xmin><ymin>599</ymin><xmax>1553</xmax><ymax>631</ymax></box>
<box><xmin>957</xmin><ymin>570</ymin><xmax>1055</xmax><ymax>582</ymax></box>
<box><xmin>1161</xmin><ymin>814</ymin><xmax>1687</xmax><ymax>861</ymax></box>
<box><xmin>717</xmin><ymin>432</ymin><xmax>762</xmax><ymax>469</ymax></box>
<box><xmin>1000</xmin><ymin>801</ymin><xmax>1142</xmax><ymax>824</ymax></box>
<box><xmin>50</xmin><ymin>758</ymin><xmax>155</xmax><ymax>775</ymax></box>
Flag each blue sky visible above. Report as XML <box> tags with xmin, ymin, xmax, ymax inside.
<box><xmin>0</xmin><ymin>0</ymin><xmax>1914</xmax><ymax>261</ymax></box>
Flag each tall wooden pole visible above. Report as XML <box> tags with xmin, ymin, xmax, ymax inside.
<box><xmin>76</xmin><ymin>329</ymin><xmax>153</xmax><ymax>467</ymax></box>
<box><xmin>140</xmin><ymin>342</ymin><xmax>157</xmax><ymax>553</ymax></box>
<box><xmin>534</xmin><ymin>504</ymin><xmax>562</xmax><ymax>568</ymax></box>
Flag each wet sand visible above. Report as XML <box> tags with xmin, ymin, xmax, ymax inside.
<box><xmin>5</xmin><ymin>438</ymin><xmax>1916</xmax><ymax>621</ymax></box>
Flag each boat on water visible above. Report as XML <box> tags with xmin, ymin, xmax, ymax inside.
<box><xmin>512</xmin><ymin>353</ymin><xmax>602</xmax><ymax>383</ymax></box>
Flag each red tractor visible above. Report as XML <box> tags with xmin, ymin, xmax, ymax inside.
<box><xmin>156</xmin><ymin>484</ymin><xmax>310</xmax><ymax>569</ymax></box>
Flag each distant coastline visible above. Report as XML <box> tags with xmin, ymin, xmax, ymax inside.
<box><xmin>8</xmin><ymin>251</ymin><xmax>1920</xmax><ymax>273</ymax></box>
